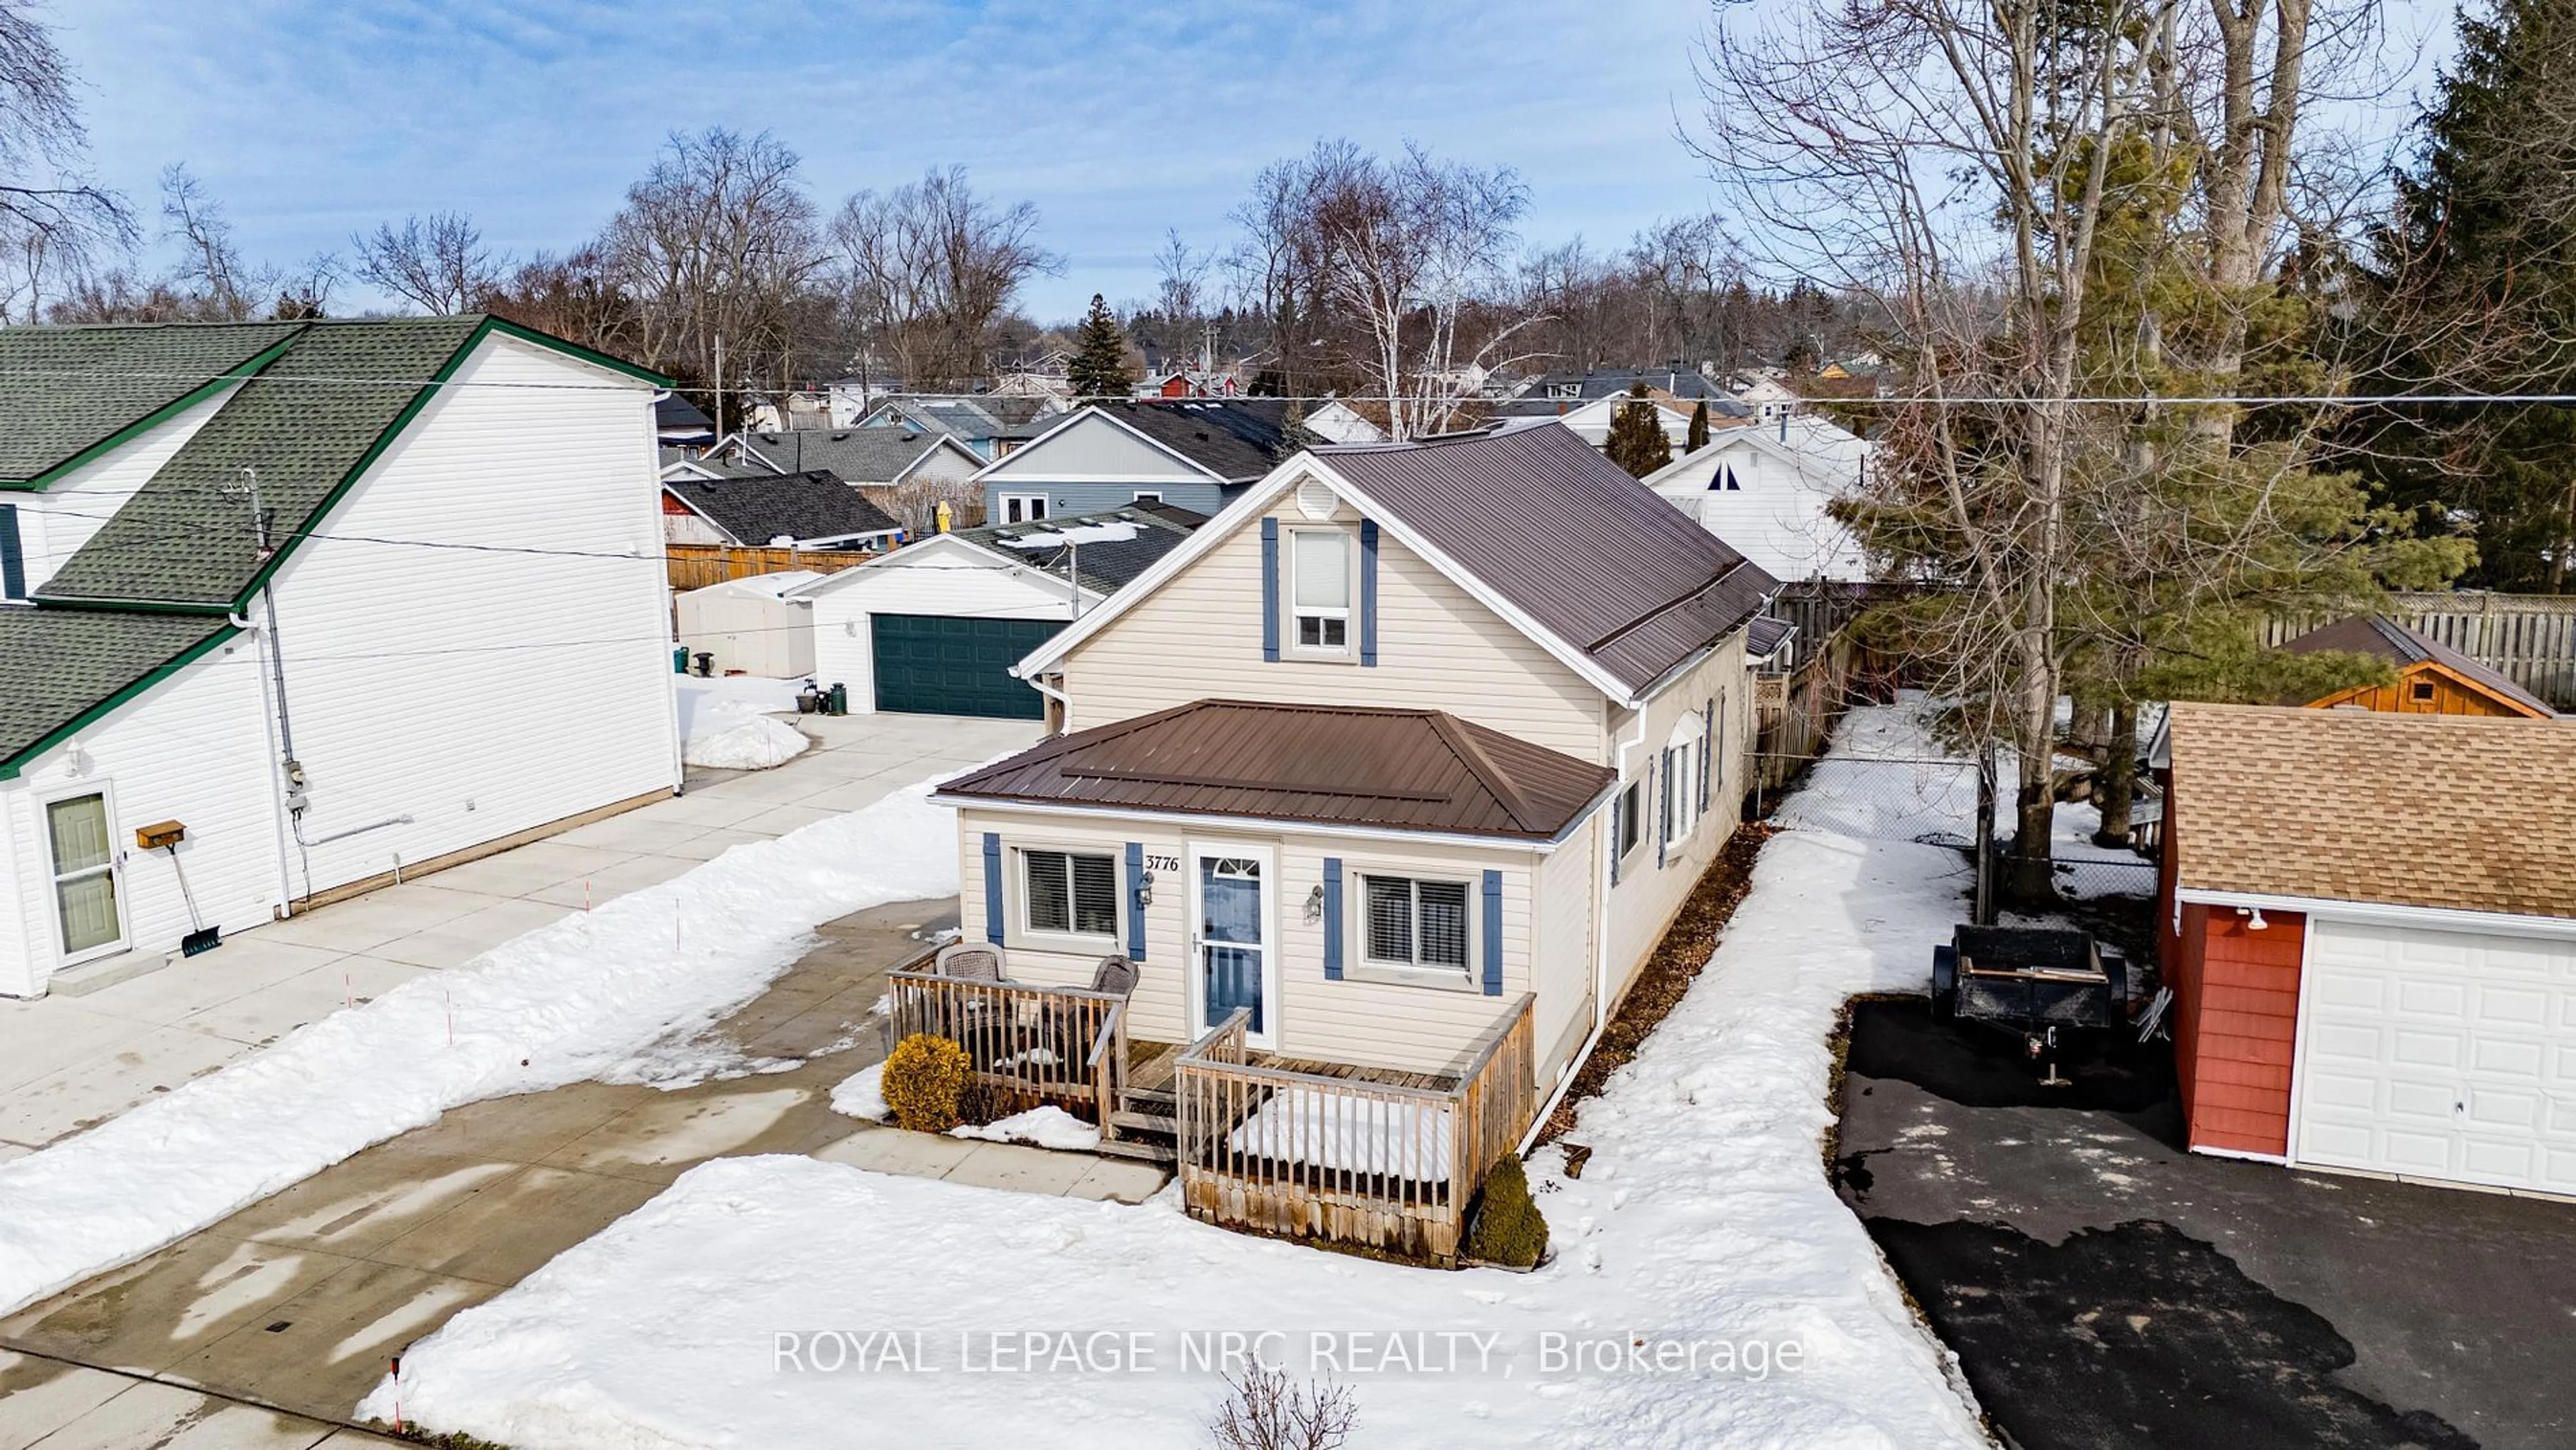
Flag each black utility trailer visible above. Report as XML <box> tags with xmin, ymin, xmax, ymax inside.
<box><xmin>1931</xmin><ymin>925</ymin><xmax>2128</xmax><ymax>1081</ymax></box>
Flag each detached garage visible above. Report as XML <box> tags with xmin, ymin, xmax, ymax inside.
<box><xmin>790</xmin><ymin>505</ymin><xmax>1202</xmax><ymax>717</ymax></box>
<box><xmin>2159</xmin><ymin>703</ymin><xmax>2576</xmax><ymax>1196</ymax></box>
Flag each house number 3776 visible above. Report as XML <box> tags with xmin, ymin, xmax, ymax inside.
<box><xmin>1144</xmin><ymin>853</ymin><xmax>1181</xmax><ymax>874</ymax></box>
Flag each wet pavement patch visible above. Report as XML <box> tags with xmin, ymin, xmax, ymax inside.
<box><xmin>1872</xmin><ymin>1216</ymin><xmax>2475</xmax><ymax>1450</ymax></box>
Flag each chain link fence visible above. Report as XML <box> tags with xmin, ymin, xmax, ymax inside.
<box><xmin>1750</xmin><ymin>750</ymin><xmax>2157</xmax><ymax>904</ymax></box>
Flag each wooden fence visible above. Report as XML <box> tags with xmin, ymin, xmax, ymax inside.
<box><xmin>885</xmin><ymin>972</ymin><xmax>1129</xmax><ymax>1122</ymax></box>
<box><xmin>2260</xmin><ymin>591</ymin><xmax>2576</xmax><ymax>709</ymax></box>
<box><xmin>1171</xmin><ymin>994</ymin><xmax>1536</xmax><ymax>1266</ymax></box>
<box><xmin>665</xmin><ymin>544</ymin><xmax>879</xmax><ymax>594</ymax></box>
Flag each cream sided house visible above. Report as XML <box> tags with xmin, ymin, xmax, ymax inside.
<box><xmin>0</xmin><ymin>316</ymin><xmax>677</xmax><ymax>998</ymax></box>
<box><xmin>928</xmin><ymin>423</ymin><xmax>1778</xmax><ymax>1172</ymax></box>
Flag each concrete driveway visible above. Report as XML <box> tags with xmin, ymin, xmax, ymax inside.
<box><xmin>1834</xmin><ymin>999</ymin><xmax>2576</xmax><ymax>1450</ymax></box>
<box><xmin>0</xmin><ymin>710</ymin><xmax>1038</xmax><ymax>1162</ymax></box>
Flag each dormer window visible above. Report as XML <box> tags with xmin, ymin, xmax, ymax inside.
<box><xmin>1288</xmin><ymin>527</ymin><xmax>1353</xmax><ymax>654</ymax></box>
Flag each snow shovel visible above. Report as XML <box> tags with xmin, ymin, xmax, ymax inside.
<box><xmin>138</xmin><ymin>821</ymin><xmax>221</xmax><ymax>956</ymax></box>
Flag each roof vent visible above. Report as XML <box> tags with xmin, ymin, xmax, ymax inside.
<box><xmin>1295</xmin><ymin>476</ymin><xmax>1338</xmax><ymax>521</ymax></box>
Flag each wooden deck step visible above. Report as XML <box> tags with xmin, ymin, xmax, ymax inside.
<box><xmin>1120</xmin><ymin>1087</ymin><xmax>1176</xmax><ymax>1113</ymax></box>
<box><xmin>1110</xmin><ymin>1110</ymin><xmax>1177</xmax><ymax>1137</ymax></box>
<box><xmin>1095</xmin><ymin>1136</ymin><xmax>1177</xmax><ymax>1165</ymax></box>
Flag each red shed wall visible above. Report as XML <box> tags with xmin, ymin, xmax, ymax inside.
<box><xmin>2182</xmin><ymin>909</ymin><xmax>2306</xmax><ymax>1157</ymax></box>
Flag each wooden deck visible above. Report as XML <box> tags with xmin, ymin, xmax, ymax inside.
<box><xmin>1124</xmin><ymin>1039</ymin><xmax>1452</xmax><ymax>1096</ymax></box>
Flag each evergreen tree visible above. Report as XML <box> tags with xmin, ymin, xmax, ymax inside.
<box><xmin>1686</xmin><ymin>399</ymin><xmax>1711</xmax><ymax>452</ymax></box>
<box><xmin>1603</xmin><ymin>382</ymin><xmax>1673</xmax><ymax>477</ymax></box>
<box><xmin>1067</xmin><ymin>293</ymin><xmax>1136</xmax><ymax>400</ymax></box>
<box><xmin>2359</xmin><ymin>0</ymin><xmax>2576</xmax><ymax>590</ymax></box>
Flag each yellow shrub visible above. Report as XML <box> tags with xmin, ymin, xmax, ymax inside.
<box><xmin>881</xmin><ymin>1033</ymin><xmax>973</xmax><ymax>1133</ymax></box>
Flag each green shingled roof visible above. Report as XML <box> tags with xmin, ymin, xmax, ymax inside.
<box><xmin>35</xmin><ymin>315</ymin><xmax>486</xmax><ymax>608</ymax></box>
<box><xmin>0</xmin><ymin>610</ymin><xmax>233</xmax><ymax>776</ymax></box>
<box><xmin>0</xmin><ymin>322</ymin><xmax>305</xmax><ymax>486</ymax></box>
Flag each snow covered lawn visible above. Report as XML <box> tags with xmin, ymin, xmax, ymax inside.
<box><xmin>0</xmin><ymin>776</ymin><xmax>963</xmax><ymax>1320</ymax></box>
<box><xmin>365</xmin><ymin>703</ymin><xmax>1990</xmax><ymax>1449</ymax></box>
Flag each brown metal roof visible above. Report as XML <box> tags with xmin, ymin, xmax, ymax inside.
<box><xmin>1317</xmin><ymin>424</ymin><xmax>1778</xmax><ymax>694</ymax></box>
<box><xmin>936</xmin><ymin>699</ymin><xmax>1616</xmax><ymax>840</ymax></box>
<box><xmin>2165</xmin><ymin>703</ymin><xmax>2576</xmax><ymax>920</ymax></box>
<box><xmin>2281</xmin><ymin>615</ymin><xmax>2557</xmax><ymax>717</ymax></box>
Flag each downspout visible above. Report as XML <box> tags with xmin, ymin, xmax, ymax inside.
<box><xmin>1519</xmin><ymin>701</ymin><xmax>1651</xmax><ymax>1157</ymax></box>
<box><xmin>235</xmin><ymin>599</ymin><xmax>300</xmax><ymax>919</ymax></box>
<box><xmin>256</xmin><ymin>586</ymin><xmax>320</xmax><ymax>904</ymax></box>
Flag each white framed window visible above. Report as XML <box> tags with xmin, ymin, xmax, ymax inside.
<box><xmin>1360</xmin><ymin>874</ymin><xmax>1472</xmax><ymax>976</ymax></box>
<box><xmin>1017</xmin><ymin>847</ymin><xmax>1118</xmax><ymax>941</ymax></box>
<box><xmin>44</xmin><ymin>787</ymin><xmax>125</xmax><ymax>962</ymax></box>
<box><xmin>1000</xmin><ymin>493</ymin><xmax>1049</xmax><ymax>525</ymax></box>
<box><xmin>1660</xmin><ymin>737</ymin><xmax>1699</xmax><ymax>850</ymax></box>
<box><xmin>1132</xmin><ymin>490</ymin><xmax>1163</xmax><ymax>504</ymax></box>
<box><xmin>1287</xmin><ymin>527</ymin><xmax>1353</xmax><ymax>654</ymax></box>
<box><xmin>1615</xmin><ymin>781</ymin><xmax>1642</xmax><ymax>859</ymax></box>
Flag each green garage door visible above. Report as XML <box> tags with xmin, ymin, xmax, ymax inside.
<box><xmin>871</xmin><ymin>613</ymin><xmax>1063</xmax><ymax>719</ymax></box>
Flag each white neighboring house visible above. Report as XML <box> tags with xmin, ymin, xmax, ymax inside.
<box><xmin>0</xmin><ymin>316</ymin><xmax>678</xmax><ymax>998</ymax></box>
<box><xmin>1298</xmin><ymin>399</ymin><xmax>1387</xmax><ymax>446</ymax></box>
<box><xmin>790</xmin><ymin>505</ymin><xmax>1203</xmax><ymax>718</ymax></box>
<box><xmin>1729</xmin><ymin>372</ymin><xmax>1803</xmax><ymax>423</ymax></box>
<box><xmin>1545</xmin><ymin>393</ymin><xmax>1701</xmax><ymax>451</ymax></box>
<box><xmin>1641</xmin><ymin>413</ymin><xmax>1870</xmax><ymax>584</ymax></box>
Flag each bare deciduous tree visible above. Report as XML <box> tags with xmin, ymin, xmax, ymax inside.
<box><xmin>353</xmin><ymin>211</ymin><xmax>504</xmax><ymax>315</ymax></box>
<box><xmin>1208</xmin><ymin>1365</ymin><xmax>1357</xmax><ymax>1450</ymax></box>
<box><xmin>0</xmin><ymin>2</ymin><xmax>132</xmax><ymax>321</ymax></box>
<box><xmin>828</xmin><ymin>166</ymin><xmax>1059</xmax><ymax>391</ymax></box>
<box><xmin>602</xmin><ymin>127</ymin><xmax>824</xmax><ymax>400</ymax></box>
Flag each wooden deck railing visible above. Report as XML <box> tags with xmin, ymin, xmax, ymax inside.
<box><xmin>885</xmin><ymin>972</ymin><xmax>1129</xmax><ymax>1122</ymax></box>
<box><xmin>1171</xmin><ymin>993</ymin><xmax>1536</xmax><ymax>1265</ymax></box>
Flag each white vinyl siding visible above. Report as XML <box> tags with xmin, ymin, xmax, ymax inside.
<box><xmin>0</xmin><ymin>636</ymin><xmax>280</xmax><ymax>996</ymax></box>
<box><xmin>258</xmin><ymin>335</ymin><xmax>677</xmax><ymax>899</ymax></box>
<box><xmin>1059</xmin><ymin>499</ymin><xmax>1605</xmax><ymax>758</ymax></box>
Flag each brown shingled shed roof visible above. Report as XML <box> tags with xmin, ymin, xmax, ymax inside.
<box><xmin>2165</xmin><ymin>703</ymin><xmax>2576</xmax><ymax>921</ymax></box>
<box><xmin>936</xmin><ymin>699</ymin><xmax>1615</xmax><ymax>841</ymax></box>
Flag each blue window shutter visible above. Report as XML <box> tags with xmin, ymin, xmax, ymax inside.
<box><xmin>1700</xmin><ymin>699</ymin><xmax>1715</xmax><ymax>812</ymax></box>
<box><xmin>1609</xmin><ymin>793</ymin><xmax>1622</xmax><ymax>887</ymax></box>
<box><xmin>981</xmin><ymin>833</ymin><xmax>1004</xmax><ymax>944</ymax></box>
<box><xmin>1481</xmin><ymin>871</ymin><xmax>1503</xmax><ymax>996</ymax></box>
<box><xmin>1259</xmin><ymin>517</ymin><xmax>1281</xmax><ymax>662</ymax></box>
<box><xmin>0</xmin><ymin>504</ymin><xmax>21</xmax><ymax>601</ymax></box>
<box><xmin>1124</xmin><ymin>841</ymin><xmax>1147</xmax><ymax>961</ymax></box>
<box><xmin>1358</xmin><ymin>520</ymin><xmax>1379</xmax><ymax>667</ymax></box>
<box><xmin>1322</xmin><ymin>858</ymin><xmax>1344</xmax><ymax>979</ymax></box>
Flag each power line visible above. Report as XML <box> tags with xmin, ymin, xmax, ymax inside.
<box><xmin>3</xmin><ymin>362</ymin><xmax>2576</xmax><ymax>408</ymax></box>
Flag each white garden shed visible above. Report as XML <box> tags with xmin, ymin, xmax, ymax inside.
<box><xmin>675</xmin><ymin>571</ymin><xmax>821</xmax><ymax>680</ymax></box>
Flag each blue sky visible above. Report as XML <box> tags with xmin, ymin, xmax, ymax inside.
<box><xmin>49</xmin><ymin>1</ymin><xmax>2461</xmax><ymax>323</ymax></box>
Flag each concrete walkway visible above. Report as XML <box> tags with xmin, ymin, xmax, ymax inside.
<box><xmin>0</xmin><ymin>896</ymin><xmax>1167</xmax><ymax>1445</ymax></box>
<box><xmin>0</xmin><ymin>711</ymin><xmax>1039</xmax><ymax>1162</ymax></box>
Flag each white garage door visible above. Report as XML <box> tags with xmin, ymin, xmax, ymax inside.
<box><xmin>2296</xmin><ymin>919</ymin><xmax>2576</xmax><ymax>1195</ymax></box>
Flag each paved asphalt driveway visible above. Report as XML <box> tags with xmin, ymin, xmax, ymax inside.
<box><xmin>1835</xmin><ymin>999</ymin><xmax>2576</xmax><ymax>1450</ymax></box>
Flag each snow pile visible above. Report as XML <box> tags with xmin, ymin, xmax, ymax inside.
<box><xmin>361</xmin><ymin>702</ymin><xmax>1988</xmax><ymax>1449</ymax></box>
<box><xmin>683</xmin><ymin>705</ymin><xmax>810</xmax><ymax>770</ymax></box>
<box><xmin>949</xmin><ymin>1106</ymin><xmax>1101</xmax><ymax>1153</ymax></box>
<box><xmin>828</xmin><ymin>1063</ymin><xmax>890</xmax><ymax>1121</ymax></box>
<box><xmin>998</xmin><ymin>520</ymin><xmax>1140</xmax><ymax>548</ymax></box>
<box><xmin>0</xmin><ymin>778</ymin><xmax>965</xmax><ymax>1320</ymax></box>
<box><xmin>1227</xmin><ymin>1086</ymin><xmax>1449</xmax><ymax>1178</ymax></box>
